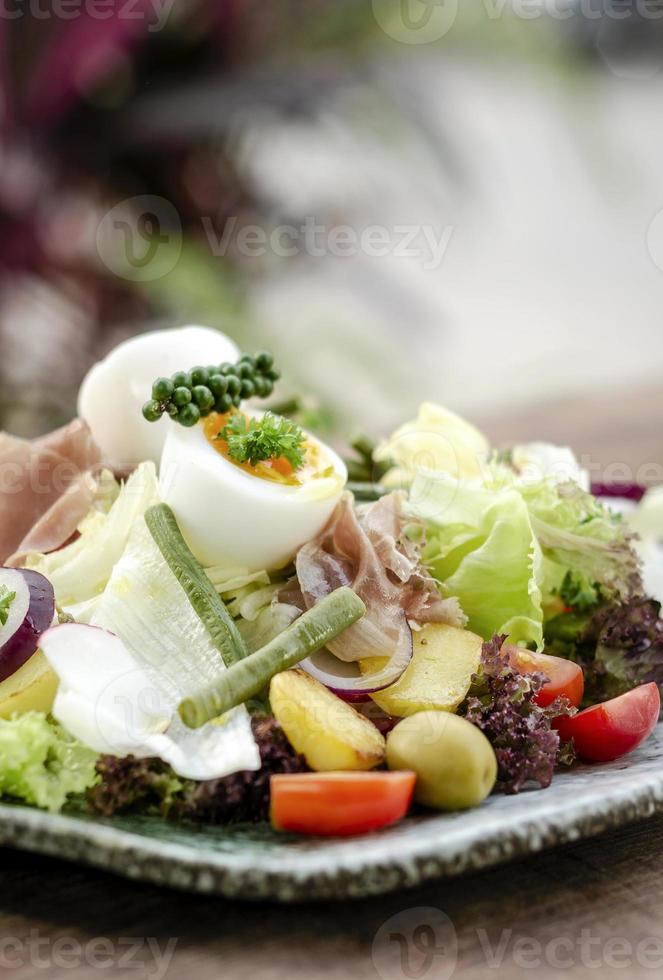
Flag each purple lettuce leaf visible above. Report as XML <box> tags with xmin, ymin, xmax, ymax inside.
<box><xmin>88</xmin><ymin>716</ymin><xmax>307</xmax><ymax>823</ymax></box>
<box><xmin>588</xmin><ymin>598</ymin><xmax>663</xmax><ymax>702</ymax></box>
<box><xmin>461</xmin><ymin>635</ymin><xmax>575</xmax><ymax>795</ymax></box>
<box><xmin>546</xmin><ymin>597</ymin><xmax>663</xmax><ymax>707</ymax></box>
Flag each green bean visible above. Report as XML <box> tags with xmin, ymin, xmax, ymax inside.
<box><xmin>178</xmin><ymin>586</ymin><xmax>365</xmax><ymax>728</ymax></box>
<box><xmin>145</xmin><ymin>504</ymin><xmax>248</xmax><ymax>668</ymax></box>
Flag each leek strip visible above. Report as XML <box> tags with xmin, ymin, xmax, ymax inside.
<box><xmin>179</xmin><ymin>586</ymin><xmax>366</xmax><ymax>728</ymax></box>
<box><xmin>145</xmin><ymin>503</ymin><xmax>247</xmax><ymax>667</ymax></box>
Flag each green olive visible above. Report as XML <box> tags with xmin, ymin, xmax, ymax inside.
<box><xmin>386</xmin><ymin>711</ymin><xmax>497</xmax><ymax>811</ymax></box>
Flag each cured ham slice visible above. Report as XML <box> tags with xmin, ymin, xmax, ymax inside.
<box><xmin>289</xmin><ymin>492</ymin><xmax>465</xmax><ymax>665</ymax></box>
<box><xmin>0</xmin><ymin>420</ymin><xmax>101</xmax><ymax>565</ymax></box>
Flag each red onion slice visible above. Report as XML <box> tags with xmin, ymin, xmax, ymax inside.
<box><xmin>300</xmin><ymin>615</ymin><xmax>413</xmax><ymax>702</ymax></box>
<box><xmin>0</xmin><ymin>568</ymin><xmax>55</xmax><ymax>683</ymax></box>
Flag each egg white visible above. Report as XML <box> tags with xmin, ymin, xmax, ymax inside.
<box><xmin>78</xmin><ymin>325</ymin><xmax>239</xmax><ymax>471</ymax></box>
<box><xmin>159</xmin><ymin>414</ymin><xmax>346</xmax><ymax>570</ymax></box>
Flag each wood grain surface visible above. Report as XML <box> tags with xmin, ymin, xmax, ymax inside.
<box><xmin>3</xmin><ymin>814</ymin><xmax>663</xmax><ymax>980</ymax></box>
<box><xmin>1</xmin><ymin>384</ymin><xmax>662</xmax><ymax>980</ymax></box>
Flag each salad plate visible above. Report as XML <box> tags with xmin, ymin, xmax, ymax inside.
<box><xmin>1</xmin><ymin>324</ymin><xmax>663</xmax><ymax>902</ymax></box>
<box><xmin>2</xmin><ymin>726</ymin><xmax>663</xmax><ymax>901</ymax></box>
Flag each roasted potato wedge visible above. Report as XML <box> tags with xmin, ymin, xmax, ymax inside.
<box><xmin>360</xmin><ymin>623</ymin><xmax>482</xmax><ymax>718</ymax></box>
<box><xmin>270</xmin><ymin>668</ymin><xmax>385</xmax><ymax>771</ymax></box>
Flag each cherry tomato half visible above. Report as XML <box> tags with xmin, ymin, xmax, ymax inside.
<box><xmin>554</xmin><ymin>683</ymin><xmax>660</xmax><ymax>763</ymax></box>
<box><xmin>505</xmin><ymin>646</ymin><xmax>584</xmax><ymax>709</ymax></box>
<box><xmin>270</xmin><ymin>771</ymin><xmax>416</xmax><ymax>837</ymax></box>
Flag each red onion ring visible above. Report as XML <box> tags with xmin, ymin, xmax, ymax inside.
<box><xmin>300</xmin><ymin>618</ymin><xmax>413</xmax><ymax>702</ymax></box>
<box><xmin>0</xmin><ymin>567</ymin><xmax>55</xmax><ymax>683</ymax></box>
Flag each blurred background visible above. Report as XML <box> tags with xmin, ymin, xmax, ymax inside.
<box><xmin>2</xmin><ymin>0</ymin><xmax>663</xmax><ymax>469</ymax></box>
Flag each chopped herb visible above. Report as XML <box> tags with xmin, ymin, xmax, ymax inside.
<box><xmin>220</xmin><ymin>412</ymin><xmax>306</xmax><ymax>471</ymax></box>
<box><xmin>0</xmin><ymin>587</ymin><xmax>16</xmax><ymax>628</ymax></box>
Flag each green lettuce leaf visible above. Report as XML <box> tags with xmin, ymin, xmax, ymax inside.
<box><xmin>25</xmin><ymin>462</ymin><xmax>159</xmax><ymax>609</ymax></box>
<box><xmin>0</xmin><ymin>712</ymin><xmax>98</xmax><ymax>812</ymax></box>
<box><xmin>519</xmin><ymin>479</ymin><xmax>641</xmax><ymax>601</ymax></box>
<box><xmin>412</xmin><ymin>469</ymin><xmax>641</xmax><ymax>650</ymax></box>
<box><xmin>417</xmin><ymin>476</ymin><xmax>544</xmax><ymax>648</ymax></box>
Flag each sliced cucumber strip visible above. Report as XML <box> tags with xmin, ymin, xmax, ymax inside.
<box><xmin>145</xmin><ymin>504</ymin><xmax>247</xmax><ymax>668</ymax></box>
<box><xmin>179</xmin><ymin>586</ymin><xmax>366</xmax><ymax>728</ymax></box>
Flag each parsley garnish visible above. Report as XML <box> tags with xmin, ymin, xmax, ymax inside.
<box><xmin>220</xmin><ymin>412</ymin><xmax>306</xmax><ymax>471</ymax></box>
<box><xmin>0</xmin><ymin>586</ymin><xmax>16</xmax><ymax>628</ymax></box>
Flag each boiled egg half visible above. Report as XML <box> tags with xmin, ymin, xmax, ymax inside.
<box><xmin>160</xmin><ymin>410</ymin><xmax>346</xmax><ymax>570</ymax></box>
<box><xmin>78</xmin><ymin>325</ymin><xmax>239</xmax><ymax>471</ymax></box>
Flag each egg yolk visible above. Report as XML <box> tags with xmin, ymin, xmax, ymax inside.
<box><xmin>203</xmin><ymin>412</ymin><xmax>329</xmax><ymax>486</ymax></box>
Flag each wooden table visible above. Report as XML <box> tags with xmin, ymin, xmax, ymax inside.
<box><xmin>2</xmin><ymin>383</ymin><xmax>662</xmax><ymax>980</ymax></box>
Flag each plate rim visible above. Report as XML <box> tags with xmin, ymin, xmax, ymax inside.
<box><xmin>2</xmin><ymin>726</ymin><xmax>663</xmax><ymax>901</ymax></box>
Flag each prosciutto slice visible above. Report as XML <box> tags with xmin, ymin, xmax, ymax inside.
<box><xmin>290</xmin><ymin>492</ymin><xmax>465</xmax><ymax>666</ymax></box>
<box><xmin>0</xmin><ymin>420</ymin><xmax>101</xmax><ymax>566</ymax></box>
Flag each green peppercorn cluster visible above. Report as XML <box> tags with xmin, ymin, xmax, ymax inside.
<box><xmin>142</xmin><ymin>352</ymin><xmax>280</xmax><ymax>428</ymax></box>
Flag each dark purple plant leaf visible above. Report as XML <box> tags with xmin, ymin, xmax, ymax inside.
<box><xmin>546</xmin><ymin>597</ymin><xmax>663</xmax><ymax>707</ymax></box>
<box><xmin>461</xmin><ymin>635</ymin><xmax>575</xmax><ymax>795</ymax></box>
